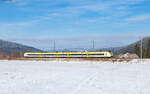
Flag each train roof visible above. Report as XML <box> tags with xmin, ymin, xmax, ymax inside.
<box><xmin>24</xmin><ymin>51</ymin><xmax>112</xmax><ymax>54</ymax></box>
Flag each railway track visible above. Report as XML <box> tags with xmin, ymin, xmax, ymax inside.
<box><xmin>5</xmin><ymin>57</ymin><xmax>132</xmax><ymax>62</ymax></box>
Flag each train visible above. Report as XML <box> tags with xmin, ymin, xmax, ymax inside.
<box><xmin>24</xmin><ymin>51</ymin><xmax>113</xmax><ymax>58</ymax></box>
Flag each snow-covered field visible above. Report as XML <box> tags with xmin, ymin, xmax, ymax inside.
<box><xmin>0</xmin><ymin>60</ymin><xmax>150</xmax><ymax>94</ymax></box>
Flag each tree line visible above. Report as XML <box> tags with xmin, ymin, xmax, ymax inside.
<box><xmin>134</xmin><ymin>39</ymin><xmax>150</xmax><ymax>58</ymax></box>
<box><xmin>0</xmin><ymin>48</ymin><xmax>25</xmax><ymax>58</ymax></box>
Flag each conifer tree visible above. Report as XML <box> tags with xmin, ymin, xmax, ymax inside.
<box><xmin>134</xmin><ymin>44</ymin><xmax>140</xmax><ymax>57</ymax></box>
<box><xmin>145</xmin><ymin>39</ymin><xmax>150</xmax><ymax>58</ymax></box>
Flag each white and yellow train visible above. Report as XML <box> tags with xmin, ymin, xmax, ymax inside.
<box><xmin>24</xmin><ymin>51</ymin><xmax>113</xmax><ymax>58</ymax></box>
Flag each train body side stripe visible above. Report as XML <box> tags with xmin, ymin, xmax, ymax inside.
<box><xmin>67</xmin><ymin>52</ymin><xmax>69</xmax><ymax>58</ymax></box>
<box><xmin>56</xmin><ymin>52</ymin><xmax>59</xmax><ymax>58</ymax></box>
<box><xmin>86</xmin><ymin>52</ymin><xmax>89</xmax><ymax>58</ymax></box>
<box><xmin>39</xmin><ymin>53</ymin><xmax>42</xmax><ymax>58</ymax></box>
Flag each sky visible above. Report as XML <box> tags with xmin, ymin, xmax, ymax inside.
<box><xmin>0</xmin><ymin>0</ymin><xmax>150</xmax><ymax>50</ymax></box>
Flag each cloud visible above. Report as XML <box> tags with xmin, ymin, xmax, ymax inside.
<box><xmin>0</xmin><ymin>0</ymin><xmax>13</xmax><ymax>2</ymax></box>
<box><xmin>15</xmin><ymin>1</ymin><xmax>27</xmax><ymax>6</ymax></box>
<box><xmin>125</xmin><ymin>15</ymin><xmax>150</xmax><ymax>22</ymax></box>
<box><xmin>1</xmin><ymin>0</ymin><xmax>147</xmax><ymax>26</ymax></box>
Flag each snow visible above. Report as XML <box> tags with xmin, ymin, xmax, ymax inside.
<box><xmin>0</xmin><ymin>60</ymin><xmax>150</xmax><ymax>94</ymax></box>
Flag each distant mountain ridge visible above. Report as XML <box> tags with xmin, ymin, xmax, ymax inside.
<box><xmin>0</xmin><ymin>39</ymin><xmax>42</xmax><ymax>54</ymax></box>
<box><xmin>94</xmin><ymin>36</ymin><xmax>150</xmax><ymax>56</ymax></box>
<box><xmin>96</xmin><ymin>47</ymin><xmax>122</xmax><ymax>53</ymax></box>
<box><xmin>116</xmin><ymin>36</ymin><xmax>150</xmax><ymax>55</ymax></box>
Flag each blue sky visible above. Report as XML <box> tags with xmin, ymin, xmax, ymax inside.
<box><xmin>0</xmin><ymin>0</ymin><xmax>150</xmax><ymax>50</ymax></box>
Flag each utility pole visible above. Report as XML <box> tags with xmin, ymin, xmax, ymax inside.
<box><xmin>53</xmin><ymin>40</ymin><xmax>56</xmax><ymax>52</ymax></box>
<box><xmin>141</xmin><ymin>38</ymin><xmax>143</xmax><ymax>61</ymax></box>
<box><xmin>92</xmin><ymin>40</ymin><xmax>95</xmax><ymax>51</ymax></box>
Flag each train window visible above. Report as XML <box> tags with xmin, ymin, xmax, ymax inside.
<box><xmin>88</xmin><ymin>54</ymin><xmax>104</xmax><ymax>55</ymax></box>
<box><xmin>69</xmin><ymin>54</ymin><xmax>86</xmax><ymax>55</ymax></box>
<box><xmin>27</xmin><ymin>54</ymin><xmax>40</xmax><ymax>56</ymax></box>
<box><xmin>41</xmin><ymin>54</ymin><xmax>56</xmax><ymax>55</ymax></box>
<box><xmin>27</xmin><ymin>54</ymin><xmax>57</xmax><ymax>56</ymax></box>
